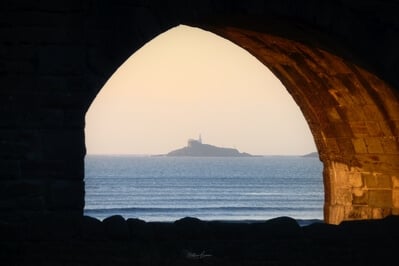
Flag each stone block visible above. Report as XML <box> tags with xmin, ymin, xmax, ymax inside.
<box><xmin>64</xmin><ymin>109</ymin><xmax>85</xmax><ymax>128</ymax></box>
<box><xmin>371</xmin><ymin>208</ymin><xmax>392</xmax><ymax>219</ymax></box>
<box><xmin>41</xmin><ymin>129</ymin><xmax>85</xmax><ymax>158</ymax></box>
<box><xmin>366</xmin><ymin>121</ymin><xmax>383</xmax><ymax>137</ymax></box>
<box><xmin>6</xmin><ymin>60</ymin><xmax>35</xmax><ymax>74</ymax></box>
<box><xmin>2</xmin><ymin>0</ymin><xmax>38</xmax><ymax>10</ymax></box>
<box><xmin>38</xmin><ymin>45</ymin><xmax>86</xmax><ymax>75</ymax></box>
<box><xmin>349</xmin><ymin>172</ymin><xmax>363</xmax><ymax>187</ymax></box>
<box><xmin>344</xmin><ymin>105</ymin><xmax>366</xmax><ymax>120</ymax></box>
<box><xmin>331</xmin><ymin>162</ymin><xmax>350</xmax><ymax>187</ymax></box>
<box><xmin>369</xmin><ymin>190</ymin><xmax>392</xmax><ymax>208</ymax></box>
<box><xmin>37</xmin><ymin>76</ymin><xmax>67</xmax><ymax>91</ymax></box>
<box><xmin>326</xmin><ymin>107</ymin><xmax>341</xmax><ymax>122</ymax></box>
<box><xmin>327</xmin><ymin>205</ymin><xmax>345</xmax><ymax>225</ymax></box>
<box><xmin>49</xmin><ymin>180</ymin><xmax>84</xmax><ymax>210</ymax></box>
<box><xmin>21</xmin><ymin>160</ymin><xmax>66</xmax><ymax>179</ymax></box>
<box><xmin>381</xmin><ymin>137</ymin><xmax>399</xmax><ymax>154</ymax></box>
<box><xmin>352</xmin><ymin>138</ymin><xmax>368</xmax><ymax>153</ymax></box>
<box><xmin>1</xmin><ymin>44</ymin><xmax>36</xmax><ymax>60</ymax></box>
<box><xmin>393</xmin><ymin>189</ymin><xmax>399</xmax><ymax>208</ymax></box>
<box><xmin>334</xmin><ymin>188</ymin><xmax>352</xmax><ymax>205</ymax></box>
<box><xmin>39</xmin><ymin>0</ymin><xmax>89</xmax><ymax>11</ymax></box>
<box><xmin>340</xmin><ymin>138</ymin><xmax>356</xmax><ymax>156</ymax></box>
<box><xmin>349</xmin><ymin>121</ymin><xmax>368</xmax><ymax>137</ymax></box>
<box><xmin>18</xmin><ymin>196</ymin><xmax>46</xmax><ymax>211</ymax></box>
<box><xmin>364</xmin><ymin>173</ymin><xmax>392</xmax><ymax>189</ymax></box>
<box><xmin>364</xmin><ymin>137</ymin><xmax>384</xmax><ymax>154</ymax></box>
<box><xmin>352</xmin><ymin>188</ymin><xmax>367</xmax><ymax>205</ymax></box>
<box><xmin>332</xmin><ymin>123</ymin><xmax>352</xmax><ymax>138</ymax></box>
<box><xmin>0</xmin><ymin>160</ymin><xmax>21</xmax><ymax>179</ymax></box>
<box><xmin>0</xmin><ymin>180</ymin><xmax>46</xmax><ymax>199</ymax></box>
<box><xmin>325</xmin><ymin>138</ymin><xmax>340</xmax><ymax>153</ymax></box>
<box><xmin>362</xmin><ymin>104</ymin><xmax>385</xmax><ymax>121</ymax></box>
<box><xmin>347</xmin><ymin>206</ymin><xmax>369</xmax><ymax>220</ymax></box>
<box><xmin>393</xmin><ymin>176</ymin><xmax>399</xmax><ymax>188</ymax></box>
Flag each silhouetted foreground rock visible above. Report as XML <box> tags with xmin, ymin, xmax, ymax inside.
<box><xmin>1</xmin><ymin>215</ymin><xmax>398</xmax><ymax>265</ymax></box>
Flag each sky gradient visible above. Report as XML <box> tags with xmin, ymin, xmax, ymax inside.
<box><xmin>85</xmin><ymin>25</ymin><xmax>316</xmax><ymax>155</ymax></box>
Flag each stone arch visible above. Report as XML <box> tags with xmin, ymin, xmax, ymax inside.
<box><xmin>2</xmin><ymin>0</ymin><xmax>399</xmax><ymax>226</ymax></box>
<box><xmin>87</xmin><ymin>19</ymin><xmax>399</xmax><ymax>224</ymax></box>
<box><xmin>189</xmin><ymin>21</ymin><xmax>399</xmax><ymax>224</ymax></box>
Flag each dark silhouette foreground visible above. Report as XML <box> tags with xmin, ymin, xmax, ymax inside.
<box><xmin>1</xmin><ymin>215</ymin><xmax>398</xmax><ymax>265</ymax></box>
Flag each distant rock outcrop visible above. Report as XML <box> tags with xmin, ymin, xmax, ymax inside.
<box><xmin>167</xmin><ymin>137</ymin><xmax>253</xmax><ymax>157</ymax></box>
<box><xmin>302</xmin><ymin>152</ymin><xmax>318</xmax><ymax>158</ymax></box>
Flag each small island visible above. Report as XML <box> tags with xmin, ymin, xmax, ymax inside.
<box><xmin>302</xmin><ymin>151</ymin><xmax>318</xmax><ymax>158</ymax></box>
<box><xmin>166</xmin><ymin>136</ymin><xmax>254</xmax><ymax>157</ymax></box>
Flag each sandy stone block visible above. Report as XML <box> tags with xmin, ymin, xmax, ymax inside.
<box><xmin>369</xmin><ymin>190</ymin><xmax>392</xmax><ymax>208</ymax></box>
<box><xmin>364</xmin><ymin>137</ymin><xmax>384</xmax><ymax>153</ymax></box>
<box><xmin>335</xmin><ymin>188</ymin><xmax>352</xmax><ymax>205</ymax></box>
<box><xmin>352</xmin><ymin>138</ymin><xmax>367</xmax><ymax>153</ymax></box>
<box><xmin>379</xmin><ymin>121</ymin><xmax>394</xmax><ymax>136</ymax></box>
<box><xmin>337</xmin><ymin>138</ymin><xmax>355</xmax><ymax>156</ymax></box>
<box><xmin>349</xmin><ymin>121</ymin><xmax>368</xmax><ymax>137</ymax></box>
<box><xmin>393</xmin><ymin>176</ymin><xmax>399</xmax><ymax>188</ymax></box>
<box><xmin>362</xmin><ymin>104</ymin><xmax>384</xmax><ymax>121</ymax></box>
<box><xmin>364</xmin><ymin>173</ymin><xmax>392</xmax><ymax>188</ymax></box>
<box><xmin>366</xmin><ymin>121</ymin><xmax>383</xmax><ymax>137</ymax></box>
<box><xmin>334</xmin><ymin>123</ymin><xmax>352</xmax><ymax>138</ymax></box>
<box><xmin>393</xmin><ymin>189</ymin><xmax>399</xmax><ymax>208</ymax></box>
<box><xmin>352</xmin><ymin>188</ymin><xmax>368</xmax><ymax>205</ymax></box>
<box><xmin>326</xmin><ymin>107</ymin><xmax>342</xmax><ymax>122</ymax></box>
<box><xmin>381</xmin><ymin>137</ymin><xmax>399</xmax><ymax>154</ymax></box>
<box><xmin>371</xmin><ymin>208</ymin><xmax>391</xmax><ymax>219</ymax></box>
<box><xmin>392</xmin><ymin>120</ymin><xmax>399</xmax><ymax>135</ymax></box>
<box><xmin>332</xmin><ymin>170</ymin><xmax>350</xmax><ymax>188</ymax></box>
<box><xmin>325</xmin><ymin>138</ymin><xmax>340</xmax><ymax>153</ymax></box>
<box><xmin>345</xmin><ymin>107</ymin><xmax>366</xmax><ymax>121</ymax></box>
<box><xmin>385</xmin><ymin>102</ymin><xmax>399</xmax><ymax>120</ymax></box>
<box><xmin>327</xmin><ymin>205</ymin><xmax>345</xmax><ymax>225</ymax></box>
<box><xmin>347</xmin><ymin>206</ymin><xmax>369</xmax><ymax>220</ymax></box>
<box><xmin>349</xmin><ymin>172</ymin><xmax>363</xmax><ymax>187</ymax></box>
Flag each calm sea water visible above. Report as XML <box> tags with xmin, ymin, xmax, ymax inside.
<box><xmin>84</xmin><ymin>155</ymin><xmax>324</xmax><ymax>223</ymax></box>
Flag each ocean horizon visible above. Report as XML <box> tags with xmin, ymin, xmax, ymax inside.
<box><xmin>84</xmin><ymin>155</ymin><xmax>324</xmax><ymax>225</ymax></box>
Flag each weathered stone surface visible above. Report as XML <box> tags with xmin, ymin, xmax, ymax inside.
<box><xmin>1</xmin><ymin>0</ymin><xmax>399</xmax><ymax>228</ymax></box>
<box><xmin>103</xmin><ymin>215</ymin><xmax>130</xmax><ymax>241</ymax></box>
<box><xmin>79</xmin><ymin>215</ymin><xmax>105</xmax><ymax>240</ymax></box>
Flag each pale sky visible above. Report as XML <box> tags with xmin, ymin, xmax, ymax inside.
<box><xmin>85</xmin><ymin>25</ymin><xmax>316</xmax><ymax>155</ymax></box>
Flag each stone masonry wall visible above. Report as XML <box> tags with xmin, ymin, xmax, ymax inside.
<box><xmin>1</xmin><ymin>0</ymin><xmax>399</xmax><ymax>224</ymax></box>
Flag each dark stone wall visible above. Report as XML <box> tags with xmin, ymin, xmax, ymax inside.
<box><xmin>2</xmin><ymin>215</ymin><xmax>399</xmax><ymax>265</ymax></box>
<box><xmin>1</xmin><ymin>0</ymin><xmax>399</xmax><ymax>223</ymax></box>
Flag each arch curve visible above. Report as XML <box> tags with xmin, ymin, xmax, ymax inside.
<box><xmin>193</xmin><ymin>23</ymin><xmax>399</xmax><ymax>224</ymax></box>
<box><xmin>2</xmin><ymin>0</ymin><xmax>399</xmax><ymax>226</ymax></box>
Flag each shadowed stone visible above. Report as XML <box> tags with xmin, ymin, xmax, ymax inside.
<box><xmin>1</xmin><ymin>3</ymin><xmax>399</xmax><ymax>265</ymax></box>
<box><xmin>80</xmin><ymin>215</ymin><xmax>105</xmax><ymax>240</ymax></box>
<box><xmin>103</xmin><ymin>215</ymin><xmax>129</xmax><ymax>241</ymax></box>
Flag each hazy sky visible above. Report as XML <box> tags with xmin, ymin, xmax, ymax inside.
<box><xmin>85</xmin><ymin>25</ymin><xmax>316</xmax><ymax>155</ymax></box>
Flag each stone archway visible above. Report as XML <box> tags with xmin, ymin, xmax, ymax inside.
<box><xmin>191</xmin><ymin>23</ymin><xmax>399</xmax><ymax>224</ymax></box>
<box><xmin>2</xmin><ymin>0</ymin><xmax>399</xmax><ymax>226</ymax></box>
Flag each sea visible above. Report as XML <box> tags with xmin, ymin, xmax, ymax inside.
<box><xmin>84</xmin><ymin>155</ymin><xmax>324</xmax><ymax>225</ymax></box>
